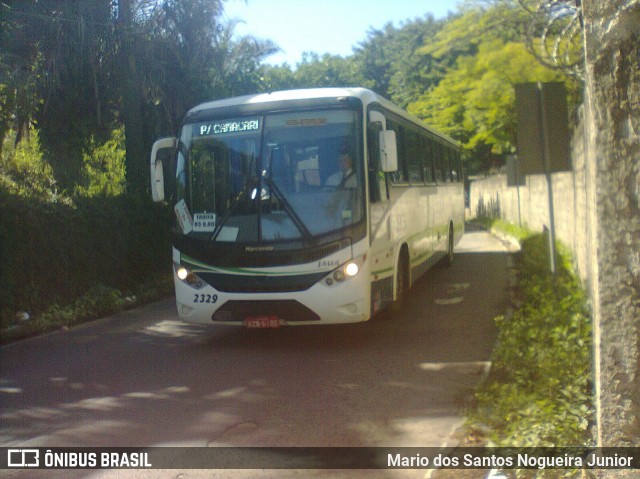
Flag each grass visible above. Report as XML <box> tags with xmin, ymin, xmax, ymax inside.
<box><xmin>467</xmin><ymin>218</ymin><xmax>595</xmax><ymax>478</ymax></box>
<box><xmin>0</xmin><ymin>275</ymin><xmax>173</xmax><ymax>344</ymax></box>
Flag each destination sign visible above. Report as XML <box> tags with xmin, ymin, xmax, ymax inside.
<box><xmin>196</xmin><ymin>118</ymin><xmax>260</xmax><ymax>136</ymax></box>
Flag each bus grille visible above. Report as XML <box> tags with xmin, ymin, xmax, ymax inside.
<box><xmin>237</xmin><ymin>244</ymin><xmax>336</xmax><ymax>267</ymax></box>
<box><xmin>197</xmin><ymin>272</ymin><xmax>326</xmax><ymax>293</ymax></box>
<box><xmin>212</xmin><ymin>300</ymin><xmax>320</xmax><ymax>322</ymax></box>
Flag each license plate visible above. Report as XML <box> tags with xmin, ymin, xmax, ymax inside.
<box><xmin>244</xmin><ymin>316</ymin><xmax>280</xmax><ymax>328</ymax></box>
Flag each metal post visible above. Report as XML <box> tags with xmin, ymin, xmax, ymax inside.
<box><xmin>537</xmin><ymin>82</ymin><xmax>557</xmax><ymax>275</ymax></box>
<box><xmin>516</xmin><ymin>183</ymin><xmax>522</xmax><ymax>227</ymax></box>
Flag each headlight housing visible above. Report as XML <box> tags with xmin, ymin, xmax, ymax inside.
<box><xmin>174</xmin><ymin>264</ymin><xmax>205</xmax><ymax>289</ymax></box>
<box><xmin>324</xmin><ymin>256</ymin><xmax>365</xmax><ymax>286</ymax></box>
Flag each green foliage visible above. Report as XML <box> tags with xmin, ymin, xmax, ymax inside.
<box><xmin>75</xmin><ymin>127</ymin><xmax>126</xmax><ymax>197</ymax></box>
<box><xmin>353</xmin><ymin>16</ymin><xmax>446</xmax><ymax>106</ymax></box>
<box><xmin>1</xmin><ymin>0</ymin><xmax>278</xmax><ymax>194</ymax></box>
<box><xmin>474</xmin><ymin>217</ymin><xmax>533</xmax><ymax>243</ymax></box>
<box><xmin>259</xmin><ymin>53</ymin><xmax>373</xmax><ymax>92</ymax></box>
<box><xmin>1</xmin><ymin>1</ymin><xmax>121</xmax><ymax>191</ymax></box>
<box><xmin>1</xmin><ymin>0</ymin><xmax>593</xmax><ymax>353</ymax></box>
<box><xmin>0</xmin><ymin>128</ymin><xmax>58</xmax><ymax>199</ymax></box>
<box><xmin>1</xmin><ymin>277</ymin><xmax>173</xmax><ymax>343</ymax></box>
<box><xmin>0</xmin><ymin>189</ymin><xmax>172</xmax><ymax>327</ymax></box>
<box><xmin>419</xmin><ymin>0</ymin><xmax>531</xmax><ymax>59</ymax></box>
<box><xmin>409</xmin><ymin>39</ymin><xmax>566</xmax><ymax>163</ymax></box>
<box><xmin>408</xmin><ymin>1</ymin><xmax>582</xmax><ymax>174</ymax></box>
<box><xmin>258</xmin><ymin>15</ymin><xmax>446</xmax><ymax>108</ymax></box>
<box><xmin>472</xmin><ymin>231</ymin><xmax>594</xmax><ymax>474</ymax></box>
<box><xmin>294</xmin><ymin>53</ymin><xmax>372</xmax><ymax>88</ymax></box>
<box><xmin>2</xmin><ymin>0</ymin><xmax>587</xmax><ymax>186</ymax></box>
<box><xmin>491</xmin><ymin>219</ymin><xmax>532</xmax><ymax>243</ymax></box>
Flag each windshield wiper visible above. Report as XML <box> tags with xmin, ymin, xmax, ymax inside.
<box><xmin>212</xmin><ymin>150</ymin><xmax>258</xmax><ymax>241</ymax></box>
<box><xmin>263</xmin><ymin>177</ymin><xmax>313</xmax><ymax>241</ymax></box>
<box><xmin>210</xmin><ymin>187</ymin><xmax>248</xmax><ymax>241</ymax></box>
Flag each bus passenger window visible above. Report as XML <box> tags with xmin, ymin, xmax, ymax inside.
<box><xmin>452</xmin><ymin>151</ymin><xmax>462</xmax><ymax>182</ymax></box>
<box><xmin>407</xmin><ymin>128</ymin><xmax>423</xmax><ymax>184</ymax></box>
<box><xmin>423</xmin><ymin>137</ymin><xmax>435</xmax><ymax>183</ymax></box>
<box><xmin>388</xmin><ymin>120</ymin><xmax>406</xmax><ymax>184</ymax></box>
<box><xmin>434</xmin><ymin>143</ymin><xmax>443</xmax><ymax>183</ymax></box>
<box><xmin>443</xmin><ymin>149</ymin><xmax>452</xmax><ymax>183</ymax></box>
<box><xmin>451</xmin><ymin>151</ymin><xmax>459</xmax><ymax>182</ymax></box>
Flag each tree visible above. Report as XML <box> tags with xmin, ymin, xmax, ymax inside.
<box><xmin>410</xmin><ymin>40</ymin><xmax>565</xmax><ymax>157</ymax></box>
<box><xmin>294</xmin><ymin>52</ymin><xmax>371</xmax><ymax>88</ymax></box>
<box><xmin>1</xmin><ymin>1</ymin><xmax>117</xmax><ymax>191</ymax></box>
<box><xmin>385</xmin><ymin>16</ymin><xmax>446</xmax><ymax>108</ymax></box>
<box><xmin>259</xmin><ymin>53</ymin><xmax>371</xmax><ymax>92</ymax></box>
<box><xmin>0</xmin><ymin>0</ymin><xmax>279</xmax><ymax>195</ymax></box>
<box><xmin>132</xmin><ymin>0</ymin><xmax>277</xmax><ymax>173</ymax></box>
<box><xmin>258</xmin><ymin>64</ymin><xmax>298</xmax><ymax>92</ymax></box>
<box><xmin>408</xmin><ymin>1</ymin><xmax>579</xmax><ymax>173</ymax></box>
<box><xmin>116</xmin><ymin>0</ymin><xmax>146</xmax><ymax>195</ymax></box>
<box><xmin>75</xmin><ymin>128</ymin><xmax>126</xmax><ymax>197</ymax></box>
<box><xmin>353</xmin><ymin>15</ymin><xmax>445</xmax><ymax>106</ymax></box>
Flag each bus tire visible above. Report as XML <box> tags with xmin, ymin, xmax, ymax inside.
<box><xmin>446</xmin><ymin>223</ymin><xmax>455</xmax><ymax>266</ymax></box>
<box><xmin>390</xmin><ymin>248</ymin><xmax>409</xmax><ymax>318</ymax></box>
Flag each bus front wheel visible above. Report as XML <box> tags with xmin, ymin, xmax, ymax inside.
<box><xmin>389</xmin><ymin>250</ymin><xmax>409</xmax><ymax>318</ymax></box>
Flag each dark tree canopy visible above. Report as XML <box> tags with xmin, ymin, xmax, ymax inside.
<box><xmin>0</xmin><ymin>0</ymin><xmax>582</xmax><ymax>194</ymax></box>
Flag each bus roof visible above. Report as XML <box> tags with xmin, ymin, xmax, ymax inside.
<box><xmin>187</xmin><ymin>87</ymin><xmax>459</xmax><ymax>148</ymax></box>
<box><xmin>187</xmin><ymin>88</ymin><xmax>376</xmax><ymax>113</ymax></box>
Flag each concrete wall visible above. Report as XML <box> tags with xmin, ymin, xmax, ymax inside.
<box><xmin>468</xmin><ymin>108</ymin><xmax>591</xmax><ymax>281</ymax></box>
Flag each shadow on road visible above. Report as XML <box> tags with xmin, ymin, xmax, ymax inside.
<box><xmin>0</xmin><ymin>232</ymin><xmax>510</xmax><ymax>477</ymax></box>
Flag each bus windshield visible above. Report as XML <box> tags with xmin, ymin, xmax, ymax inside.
<box><xmin>176</xmin><ymin>109</ymin><xmax>363</xmax><ymax>243</ymax></box>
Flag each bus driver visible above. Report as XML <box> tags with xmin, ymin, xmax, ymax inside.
<box><xmin>325</xmin><ymin>151</ymin><xmax>357</xmax><ymax>188</ymax></box>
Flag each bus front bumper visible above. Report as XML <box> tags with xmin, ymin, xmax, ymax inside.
<box><xmin>173</xmin><ymin>270</ymin><xmax>371</xmax><ymax>326</ymax></box>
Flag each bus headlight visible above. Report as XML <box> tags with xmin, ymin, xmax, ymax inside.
<box><xmin>344</xmin><ymin>262</ymin><xmax>359</xmax><ymax>277</ymax></box>
<box><xmin>177</xmin><ymin>266</ymin><xmax>189</xmax><ymax>280</ymax></box>
<box><xmin>175</xmin><ymin>265</ymin><xmax>204</xmax><ymax>289</ymax></box>
<box><xmin>324</xmin><ymin>256</ymin><xmax>365</xmax><ymax>286</ymax></box>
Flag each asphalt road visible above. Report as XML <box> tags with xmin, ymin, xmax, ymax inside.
<box><xmin>0</xmin><ymin>230</ymin><xmax>512</xmax><ymax>478</ymax></box>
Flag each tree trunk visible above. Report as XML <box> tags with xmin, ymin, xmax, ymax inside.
<box><xmin>117</xmin><ymin>0</ymin><xmax>146</xmax><ymax>196</ymax></box>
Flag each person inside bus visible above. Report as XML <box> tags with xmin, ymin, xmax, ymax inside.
<box><xmin>325</xmin><ymin>151</ymin><xmax>356</xmax><ymax>188</ymax></box>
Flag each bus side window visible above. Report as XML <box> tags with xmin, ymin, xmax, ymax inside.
<box><xmin>442</xmin><ymin>149</ymin><xmax>451</xmax><ymax>183</ymax></box>
<box><xmin>451</xmin><ymin>150</ymin><xmax>459</xmax><ymax>182</ymax></box>
<box><xmin>407</xmin><ymin>128</ymin><xmax>423</xmax><ymax>184</ymax></box>
<box><xmin>423</xmin><ymin>137</ymin><xmax>435</xmax><ymax>183</ymax></box>
<box><xmin>367</xmin><ymin>121</ymin><xmax>385</xmax><ymax>202</ymax></box>
<box><xmin>434</xmin><ymin>143</ymin><xmax>443</xmax><ymax>183</ymax></box>
<box><xmin>387</xmin><ymin>119</ymin><xmax>406</xmax><ymax>184</ymax></box>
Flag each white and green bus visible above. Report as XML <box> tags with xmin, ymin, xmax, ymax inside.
<box><xmin>150</xmin><ymin>88</ymin><xmax>464</xmax><ymax>327</ymax></box>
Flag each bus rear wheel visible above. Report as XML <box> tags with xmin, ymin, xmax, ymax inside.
<box><xmin>446</xmin><ymin>224</ymin><xmax>455</xmax><ymax>266</ymax></box>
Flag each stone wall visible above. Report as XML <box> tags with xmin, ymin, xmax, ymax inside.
<box><xmin>583</xmin><ymin>0</ymin><xmax>640</xmax><ymax>471</ymax></box>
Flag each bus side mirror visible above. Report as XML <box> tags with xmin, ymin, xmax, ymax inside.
<box><xmin>150</xmin><ymin>137</ymin><xmax>176</xmax><ymax>202</ymax></box>
<box><xmin>379</xmin><ymin>130</ymin><xmax>398</xmax><ymax>172</ymax></box>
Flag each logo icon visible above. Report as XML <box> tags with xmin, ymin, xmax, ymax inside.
<box><xmin>7</xmin><ymin>449</ymin><xmax>39</xmax><ymax>467</ymax></box>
